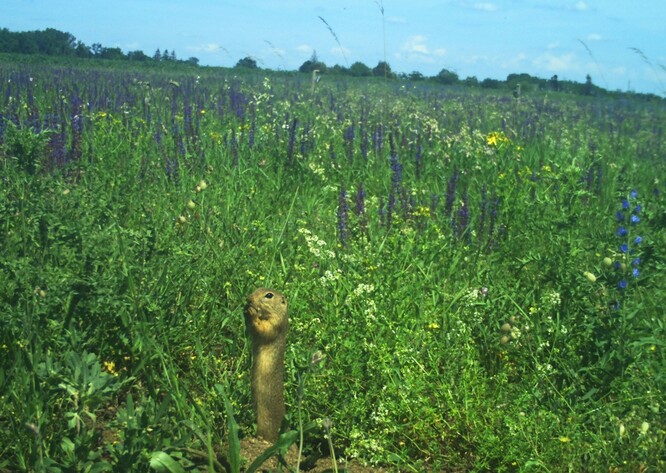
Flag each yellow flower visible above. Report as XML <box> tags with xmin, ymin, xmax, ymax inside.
<box><xmin>103</xmin><ymin>361</ymin><xmax>119</xmax><ymax>376</ymax></box>
<box><xmin>413</xmin><ymin>206</ymin><xmax>431</xmax><ymax>218</ymax></box>
<box><xmin>428</xmin><ymin>322</ymin><xmax>440</xmax><ymax>330</ymax></box>
<box><xmin>559</xmin><ymin>436</ymin><xmax>571</xmax><ymax>443</ymax></box>
<box><xmin>486</xmin><ymin>131</ymin><xmax>510</xmax><ymax>147</ymax></box>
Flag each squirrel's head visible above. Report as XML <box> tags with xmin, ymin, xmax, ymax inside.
<box><xmin>245</xmin><ymin>287</ymin><xmax>288</xmax><ymax>322</ymax></box>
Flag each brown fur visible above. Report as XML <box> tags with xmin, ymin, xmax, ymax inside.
<box><xmin>244</xmin><ymin>287</ymin><xmax>289</xmax><ymax>442</ymax></box>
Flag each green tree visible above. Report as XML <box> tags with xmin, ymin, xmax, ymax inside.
<box><xmin>299</xmin><ymin>51</ymin><xmax>327</xmax><ymax>73</ymax></box>
<box><xmin>349</xmin><ymin>61</ymin><xmax>371</xmax><ymax>77</ymax></box>
<box><xmin>127</xmin><ymin>50</ymin><xmax>149</xmax><ymax>61</ymax></box>
<box><xmin>91</xmin><ymin>43</ymin><xmax>104</xmax><ymax>57</ymax></box>
<box><xmin>583</xmin><ymin>74</ymin><xmax>593</xmax><ymax>95</ymax></box>
<box><xmin>75</xmin><ymin>41</ymin><xmax>92</xmax><ymax>58</ymax></box>
<box><xmin>373</xmin><ymin>61</ymin><xmax>394</xmax><ymax>78</ymax></box>
<box><xmin>100</xmin><ymin>47</ymin><xmax>125</xmax><ymax>60</ymax></box>
<box><xmin>235</xmin><ymin>56</ymin><xmax>258</xmax><ymax>69</ymax></box>
<box><xmin>463</xmin><ymin>76</ymin><xmax>479</xmax><ymax>87</ymax></box>
<box><xmin>436</xmin><ymin>68</ymin><xmax>459</xmax><ymax>85</ymax></box>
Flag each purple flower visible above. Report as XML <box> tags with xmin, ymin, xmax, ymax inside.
<box><xmin>630</xmin><ymin>189</ymin><xmax>638</xmax><ymax>199</ymax></box>
<box><xmin>633</xmin><ymin>204</ymin><xmax>641</xmax><ymax>214</ymax></box>
<box><xmin>620</xmin><ymin>243</ymin><xmax>628</xmax><ymax>253</ymax></box>
<box><xmin>622</xmin><ymin>199</ymin><xmax>630</xmax><ymax>210</ymax></box>
<box><xmin>616</xmin><ymin>211</ymin><xmax>625</xmax><ymax>222</ymax></box>
<box><xmin>631</xmin><ymin>257</ymin><xmax>640</xmax><ymax>267</ymax></box>
<box><xmin>444</xmin><ymin>168</ymin><xmax>459</xmax><ymax>216</ymax></box>
<box><xmin>618</xmin><ymin>279</ymin><xmax>628</xmax><ymax>290</ymax></box>
<box><xmin>630</xmin><ymin>214</ymin><xmax>640</xmax><ymax>224</ymax></box>
<box><xmin>617</xmin><ymin>226</ymin><xmax>628</xmax><ymax>237</ymax></box>
<box><xmin>634</xmin><ymin>236</ymin><xmax>643</xmax><ymax>245</ymax></box>
<box><xmin>632</xmin><ymin>268</ymin><xmax>640</xmax><ymax>278</ymax></box>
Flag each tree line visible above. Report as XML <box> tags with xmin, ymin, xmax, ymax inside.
<box><xmin>0</xmin><ymin>27</ymin><xmax>200</xmax><ymax>65</ymax></box>
<box><xmin>1</xmin><ymin>27</ymin><xmax>661</xmax><ymax>100</ymax></box>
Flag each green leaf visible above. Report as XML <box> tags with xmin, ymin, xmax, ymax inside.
<box><xmin>215</xmin><ymin>383</ymin><xmax>241</xmax><ymax>473</ymax></box>
<box><xmin>149</xmin><ymin>451</ymin><xmax>187</xmax><ymax>473</ymax></box>
<box><xmin>61</xmin><ymin>437</ymin><xmax>75</xmax><ymax>455</ymax></box>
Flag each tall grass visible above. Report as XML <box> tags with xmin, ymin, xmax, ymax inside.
<box><xmin>0</xmin><ymin>60</ymin><xmax>665</xmax><ymax>472</ymax></box>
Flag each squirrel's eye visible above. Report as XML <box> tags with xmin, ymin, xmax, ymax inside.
<box><xmin>265</xmin><ymin>292</ymin><xmax>274</xmax><ymax>299</ymax></box>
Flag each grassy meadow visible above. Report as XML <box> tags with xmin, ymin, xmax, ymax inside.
<box><xmin>1</xmin><ymin>59</ymin><xmax>665</xmax><ymax>472</ymax></box>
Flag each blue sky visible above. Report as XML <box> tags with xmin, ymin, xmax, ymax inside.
<box><xmin>5</xmin><ymin>0</ymin><xmax>665</xmax><ymax>95</ymax></box>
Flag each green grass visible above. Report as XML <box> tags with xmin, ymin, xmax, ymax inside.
<box><xmin>1</xmin><ymin>59</ymin><xmax>665</xmax><ymax>472</ymax></box>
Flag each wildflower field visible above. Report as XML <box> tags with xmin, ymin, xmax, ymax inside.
<box><xmin>1</xmin><ymin>58</ymin><xmax>665</xmax><ymax>472</ymax></box>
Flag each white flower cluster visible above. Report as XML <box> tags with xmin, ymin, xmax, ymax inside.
<box><xmin>319</xmin><ymin>269</ymin><xmax>342</xmax><ymax>285</ymax></box>
<box><xmin>298</xmin><ymin>227</ymin><xmax>335</xmax><ymax>259</ymax></box>
<box><xmin>543</xmin><ymin>290</ymin><xmax>561</xmax><ymax>308</ymax></box>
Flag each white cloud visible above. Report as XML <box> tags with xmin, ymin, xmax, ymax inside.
<box><xmin>330</xmin><ymin>46</ymin><xmax>351</xmax><ymax>60</ymax></box>
<box><xmin>404</xmin><ymin>35</ymin><xmax>430</xmax><ymax>54</ymax></box>
<box><xmin>474</xmin><ymin>2</ymin><xmax>499</xmax><ymax>12</ymax></box>
<box><xmin>501</xmin><ymin>52</ymin><xmax>528</xmax><ymax>69</ymax></box>
<box><xmin>189</xmin><ymin>43</ymin><xmax>224</xmax><ymax>53</ymax></box>
<box><xmin>586</xmin><ymin>33</ymin><xmax>602</xmax><ymax>41</ymax></box>
<box><xmin>296</xmin><ymin>44</ymin><xmax>314</xmax><ymax>56</ymax></box>
<box><xmin>574</xmin><ymin>1</ymin><xmax>590</xmax><ymax>11</ymax></box>
<box><xmin>397</xmin><ymin>35</ymin><xmax>446</xmax><ymax>63</ymax></box>
<box><xmin>533</xmin><ymin>52</ymin><xmax>578</xmax><ymax>72</ymax></box>
<box><xmin>547</xmin><ymin>41</ymin><xmax>560</xmax><ymax>49</ymax></box>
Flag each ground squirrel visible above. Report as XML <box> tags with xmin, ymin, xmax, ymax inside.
<box><xmin>244</xmin><ymin>287</ymin><xmax>289</xmax><ymax>442</ymax></box>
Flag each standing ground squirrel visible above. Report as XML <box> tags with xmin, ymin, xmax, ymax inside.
<box><xmin>244</xmin><ymin>287</ymin><xmax>289</xmax><ymax>442</ymax></box>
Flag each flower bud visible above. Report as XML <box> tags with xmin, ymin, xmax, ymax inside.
<box><xmin>583</xmin><ymin>271</ymin><xmax>597</xmax><ymax>283</ymax></box>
